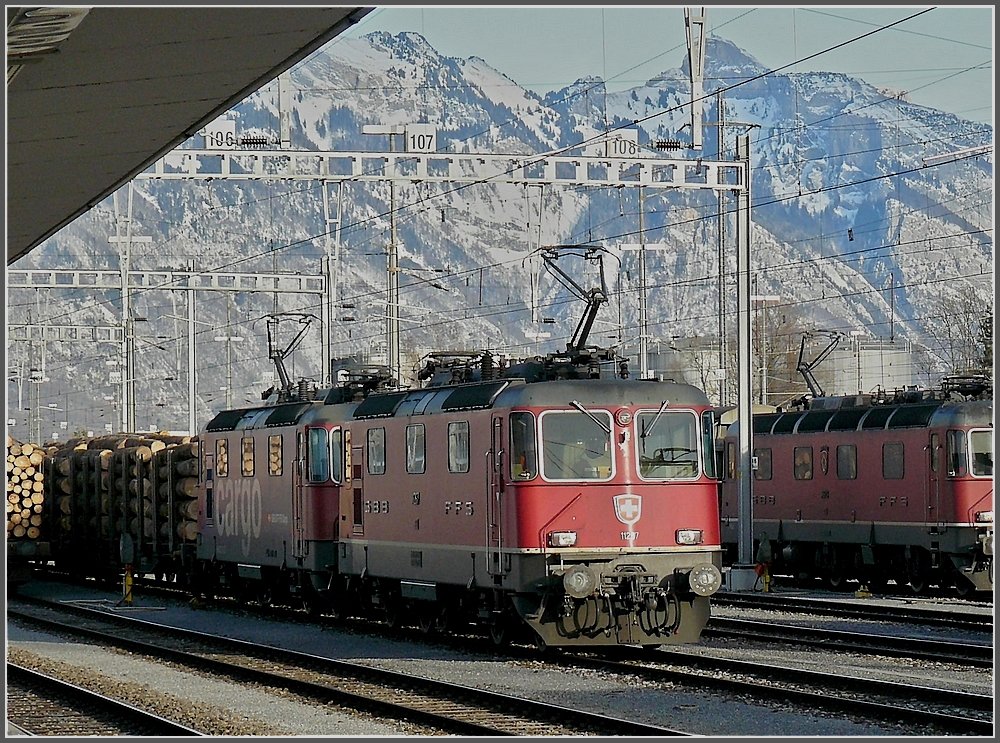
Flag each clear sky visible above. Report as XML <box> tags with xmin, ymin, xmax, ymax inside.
<box><xmin>336</xmin><ymin>4</ymin><xmax>994</xmax><ymax>127</ymax></box>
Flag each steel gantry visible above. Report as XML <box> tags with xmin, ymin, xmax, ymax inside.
<box><xmin>132</xmin><ymin>140</ymin><xmax>749</xmax><ymax>383</ymax></box>
<box><xmin>7</xmin><ymin>268</ymin><xmax>326</xmax><ymax>433</ymax></box>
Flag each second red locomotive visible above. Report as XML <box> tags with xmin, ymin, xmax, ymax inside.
<box><xmin>718</xmin><ymin>381</ymin><xmax>994</xmax><ymax>595</ymax></box>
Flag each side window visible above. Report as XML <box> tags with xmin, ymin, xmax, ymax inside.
<box><xmin>268</xmin><ymin>434</ymin><xmax>282</xmax><ymax>476</ymax></box>
<box><xmin>725</xmin><ymin>441</ymin><xmax>737</xmax><ymax>480</ymax></box>
<box><xmin>216</xmin><ymin>438</ymin><xmax>229</xmax><ymax>477</ymax></box>
<box><xmin>929</xmin><ymin>432</ymin><xmax>939</xmax><ymax>473</ymax></box>
<box><xmin>793</xmin><ymin>446</ymin><xmax>813</xmax><ymax>480</ymax></box>
<box><xmin>448</xmin><ymin>421</ymin><xmax>470</xmax><ymax>473</ymax></box>
<box><xmin>331</xmin><ymin>428</ymin><xmax>343</xmax><ymax>484</ymax></box>
<box><xmin>367</xmin><ymin>428</ymin><xmax>386</xmax><ymax>475</ymax></box>
<box><xmin>753</xmin><ymin>448</ymin><xmax>772</xmax><ymax>480</ymax></box>
<box><xmin>308</xmin><ymin>428</ymin><xmax>330</xmax><ymax>482</ymax></box>
<box><xmin>946</xmin><ymin>429</ymin><xmax>967</xmax><ymax>477</ymax></box>
<box><xmin>510</xmin><ymin>412</ymin><xmax>537</xmax><ymax>479</ymax></box>
<box><xmin>241</xmin><ymin>436</ymin><xmax>255</xmax><ymax>477</ymax></box>
<box><xmin>406</xmin><ymin>423</ymin><xmax>426</xmax><ymax>474</ymax></box>
<box><xmin>837</xmin><ymin>444</ymin><xmax>857</xmax><ymax>480</ymax></box>
<box><xmin>701</xmin><ymin>411</ymin><xmax>717</xmax><ymax>479</ymax></box>
<box><xmin>883</xmin><ymin>441</ymin><xmax>905</xmax><ymax>480</ymax></box>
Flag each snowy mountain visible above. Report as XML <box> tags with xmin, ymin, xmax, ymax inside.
<box><xmin>8</xmin><ymin>33</ymin><xmax>993</xmax><ymax>438</ymax></box>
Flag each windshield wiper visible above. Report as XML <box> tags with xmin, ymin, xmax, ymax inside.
<box><xmin>569</xmin><ymin>400</ymin><xmax>611</xmax><ymax>434</ymax></box>
<box><xmin>640</xmin><ymin>400</ymin><xmax>670</xmax><ymax>439</ymax></box>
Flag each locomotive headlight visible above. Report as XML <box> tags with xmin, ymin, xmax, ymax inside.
<box><xmin>687</xmin><ymin>563</ymin><xmax>723</xmax><ymax>597</ymax></box>
<box><xmin>548</xmin><ymin>530</ymin><xmax>577</xmax><ymax>547</ymax></box>
<box><xmin>975</xmin><ymin>510</ymin><xmax>993</xmax><ymax>523</ymax></box>
<box><xmin>562</xmin><ymin>564</ymin><xmax>598</xmax><ymax>599</ymax></box>
<box><xmin>676</xmin><ymin>529</ymin><xmax>703</xmax><ymax>545</ymax></box>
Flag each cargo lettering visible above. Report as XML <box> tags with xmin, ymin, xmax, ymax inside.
<box><xmin>215</xmin><ymin>478</ymin><xmax>262</xmax><ymax>557</ymax></box>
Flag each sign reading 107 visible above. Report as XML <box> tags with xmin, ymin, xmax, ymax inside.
<box><xmin>406</xmin><ymin>124</ymin><xmax>437</xmax><ymax>153</ymax></box>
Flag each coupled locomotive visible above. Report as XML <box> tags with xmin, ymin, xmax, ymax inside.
<box><xmin>718</xmin><ymin>380</ymin><xmax>994</xmax><ymax>595</ymax></box>
<box><xmin>194</xmin><ymin>347</ymin><xmax>724</xmax><ymax>648</ymax></box>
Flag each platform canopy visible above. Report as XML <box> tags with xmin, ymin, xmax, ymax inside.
<box><xmin>6</xmin><ymin>6</ymin><xmax>372</xmax><ymax>265</ymax></box>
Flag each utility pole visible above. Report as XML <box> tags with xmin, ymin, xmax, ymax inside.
<box><xmin>716</xmin><ymin>92</ymin><xmax>727</xmax><ymax>405</ymax></box>
<box><xmin>731</xmin><ymin>133</ymin><xmax>757</xmax><ymax>590</ymax></box>
<box><xmin>638</xmin><ymin>186</ymin><xmax>649</xmax><ymax>379</ymax></box>
<box><xmin>707</xmin><ymin>95</ymin><xmax>758</xmax><ymax>407</ymax></box>
<box><xmin>362</xmin><ymin>124</ymin><xmax>406</xmax><ymax>385</ymax></box>
<box><xmin>109</xmin><ymin>183</ymin><xmax>150</xmax><ymax>433</ymax></box>
<box><xmin>685</xmin><ymin>6</ymin><xmax>706</xmax><ymax>150</ymax></box>
<box><xmin>214</xmin><ymin>294</ymin><xmax>243</xmax><ymax>409</ymax></box>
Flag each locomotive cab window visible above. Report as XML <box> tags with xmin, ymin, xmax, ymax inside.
<box><xmin>406</xmin><ymin>424</ymin><xmax>426</xmax><ymax>474</ymax></box>
<box><xmin>636</xmin><ymin>409</ymin><xmax>699</xmax><ymax>480</ymax></box>
<box><xmin>701</xmin><ymin>411</ymin><xmax>717</xmax><ymax>479</ymax></box>
<box><xmin>510</xmin><ymin>412</ymin><xmax>537</xmax><ymax>480</ymax></box>
<box><xmin>970</xmin><ymin>430</ymin><xmax>992</xmax><ymax>477</ymax></box>
<box><xmin>308</xmin><ymin>428</ymin><xmax>330</xmax><ymax>482</ymax></box>
<box><xmin>542</xmin><ymin>409</ymin><xmax>613</xmax><ymax>480</ymax></box>
<box><xmin>368</xmin><ymin>427</ymin><xmax>386</xmax><ymax>475</ymax></box>
<box><xmin>448</xmin><ymin>421</ymin><xmax>470</xmax><ymax>473</ymax></box>
<box><xmin>331</xmin><ymin>428</ymin><xmax>344</xmax><ymax>484</ymax></box>
<box><xmin>946</xmin><ymin>430</ymin><xmax>966</xmax><ymax>476</ymax></box>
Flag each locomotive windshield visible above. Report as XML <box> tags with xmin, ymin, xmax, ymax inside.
<box><xmin>637</xmin><ymin>410</ymin><xmax>700</xmax><ymax>479</ymax></box>
<box><xmin>308</xmin><ymin>427</ymin><xmax>329</xmax><ymax>481</ymax></box>
<box><xmin>970</xmin><ymin>429</ymin><xmax>993</xmax><ymax>477</ymax></box>
<box><xmin>540</xmin><ymin>410</ymin><xmax>613</xmax><ymax>480</ymax></box>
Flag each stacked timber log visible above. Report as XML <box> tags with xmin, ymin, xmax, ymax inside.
<box><xmin>151</xmin><ymin>438</ymin><xmax>201</xmax><ymax>544</ymax></box>
<box><xmin>42</xmin><ymin>431</ymin><xmax>200</xmax><ymax>575</ymax></box>
<box><xmin>6</xmin><ymin>435</ymin><xmax>47</xmax><ymax>541</ymax></box>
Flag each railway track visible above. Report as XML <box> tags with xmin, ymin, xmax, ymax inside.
<box><xmin>712</xmin><ymin>591</ymin><xmax>993</xmax><ymax>631</ymax></box>
<box><xmin>557</xmin><ymin>647</ymin><xmax>993</xmax><ymax>736</ymax></box>
<box><xmin>6</xmin><ymin>663</ymin><xmax>202</xmax><ymax>736</ymax></box>
<box><xmin>11</xmin><ymin>579</ymin><xmax>993</xmax><ymax>736</ymax></box>
<box><xmin>704</xmin><ymin>616</ymin><xmax>993</xmax><ymax>667</ymax></box>
<box><xmin>8</xmin><ymin>597</ymin><xmax>687</xmax><ymax>737</ymax></box>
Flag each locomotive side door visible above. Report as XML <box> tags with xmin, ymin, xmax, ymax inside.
<box><xmin>292</xmin><ymin>430</ymin><xmax>307</xmax><ymax>560</ymax></box>
<box><xmin>486</xmin><ymin>415</ymin><xmax>507</xmax><ymax>581</ymax></box>
<box><xmin>349</xmin><ymin>437</ymin><xmax>365</xmax><ymax>537</ymax></box>
<box><xmin>926</xmin><ymin>431</ymin><xmax>943</xmax><ymax>533</ymax></box>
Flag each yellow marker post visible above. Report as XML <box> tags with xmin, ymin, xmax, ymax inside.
<box><xmin>122</xmin><ymin>564</ymin><xmax>134</xmax><ymax>606</ymax></box>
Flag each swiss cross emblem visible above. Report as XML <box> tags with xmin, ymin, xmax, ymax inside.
<box><xmin>613</xmin><ymin>494</ymin><xmax>642</xmax><ymax>528</ymax></box>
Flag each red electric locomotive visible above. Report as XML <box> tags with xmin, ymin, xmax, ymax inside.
<box><xmin>195</xmin><ymin>348</ymin><xmax>724</xmax><ymax>649</ymax></box>
<box><xmin>718</xmin><ymin>381</ymin><xmax>994</xmax><ymax>595</ymax></box>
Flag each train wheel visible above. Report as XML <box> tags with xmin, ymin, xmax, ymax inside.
<box><xmin>824</xmin><ymin>573</ymin><xmax>849</xmax><ymax>592</ymax></box>
<box><xmin>906</xmin><ymin>575</ymin><xmax>928</xmax><ymax>594</ymax></box>
<box><xmin>417</xmin><ymin>607</ymin><xmax>437</xmax><ymax>635</ymax></box>
<box><xmin>489</xmin><ymin>617</ymin><xmax>510</xmax><ymax>647</ymax></box>
<box><xmin>384</xmin><ymin>600</ymin><xmax>404</xmax><ymax>630</ymax></box>
<box><xmin>433</xmin><ymin>606</ymin><xmax>454</xmax><ymax>634</ymax></box>
<box><xmin>951</xmin><ymin>573</ymin><xmax>975</xmax><ymax>598</ymax></box>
